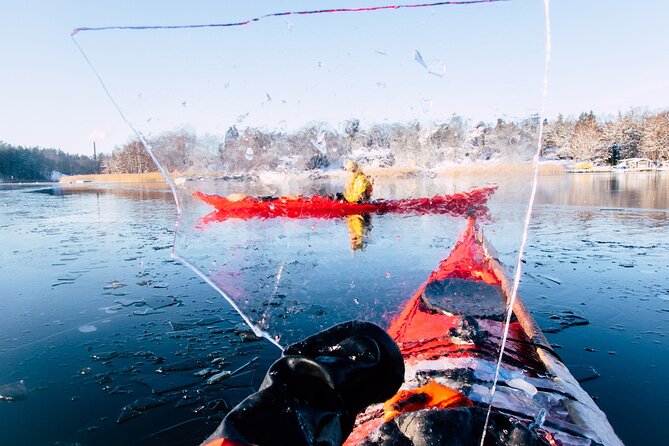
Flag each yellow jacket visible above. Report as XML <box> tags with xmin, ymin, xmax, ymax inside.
<box><xmin>344</xmin><ymin>172</ymin><xmax>373</xmax><ymax>203</ymax></box>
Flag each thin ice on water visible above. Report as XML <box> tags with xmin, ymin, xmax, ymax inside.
<box><xmin>72</xmin><ymin>0</ymin><xmax>534</xmax><ymax>386</ymax></box>
<box><xmin>70</xmin><ymin>0</ymin><xmax>534</xmax><ymax>351</ymax></box>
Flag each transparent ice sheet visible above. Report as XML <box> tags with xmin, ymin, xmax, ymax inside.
<box><xmin>73</xmin><ymin>1</ymin><xmax>546</xmax><ymax>347</ymax></box>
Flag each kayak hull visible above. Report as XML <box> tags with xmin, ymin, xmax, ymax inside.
<box><xmin>345</xmin><ymin>218</ymin><xmax>622</xmax><ymax>445</ymax></box>
<box><xmin>193</xmin><ymin>186</ymin><xmax>497</xmax><ymax>225</ymax></box>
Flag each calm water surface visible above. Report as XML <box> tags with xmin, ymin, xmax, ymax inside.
<box><xmin>0</xmin><ymin>173</ymin><xmax>667</xmax><ymax>445</ymax></box>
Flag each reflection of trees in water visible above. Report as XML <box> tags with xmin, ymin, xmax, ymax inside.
<box><xmin>608</xmin><ymin>175</ymin><xmax>619</xmax><ymax>194</ymax></box>
<box><xmin>55</xmin><ymin>184</ymin><xmax>173</xmax><ymax>204</ymax></box>
<box><xmin>536</xmin><ymin>173</ymin><xmax>668</xmax><ymax>210</ymax></box>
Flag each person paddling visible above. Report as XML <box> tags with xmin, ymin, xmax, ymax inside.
<box><xmin>343</xmin><ymin>161</ymin><xmax>373</xmax><ymax>204</ymax></box>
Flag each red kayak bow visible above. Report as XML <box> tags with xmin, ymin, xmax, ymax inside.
<box><xmin>343</xmin><ymin>218</ymin><xmax>622</xmax><ymax>445</ymax></box>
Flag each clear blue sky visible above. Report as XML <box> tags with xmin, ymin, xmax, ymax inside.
<box><xmin>1</xmin><ymin>0</ymin><xmax>668</xmax><ymax>155</ymax></box>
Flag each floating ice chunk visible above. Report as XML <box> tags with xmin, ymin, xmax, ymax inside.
<box><xmin>206</xmin><ymin>370</ymin><xmax>232</xmax><ymax>385</ymax></box>
<box><xmin>543</xmin><ymin>310</ymin><xmax>589</xmax><ymax>333</ymax></box>
<box><xmin>536</xmin><ymin>274</ymin><xmax>561</xmax><ymax>285</ymax></box>
<box><xmin>115</xmin><ymin>298</ymin><xmax>144</xmax><ymax>307</ymax></box>
<box><xmin>91</xmin><ymin>351</ymin><xmax>119</xmax><ymax>361</ymax></box>
<box><xmin>0</xmin><ymin>380</ymin><xmax>28</xmax><ymax>402</ymax></box>
<box><xmin>144</xmin><ymin>296</ymin><xmax>181</xmax><ymax>309</ymax></box>
<box><xmin>103</xmin><ymin>280</ymin><xmax>126</xmax><ymax>290</ymax></box>
<box><xmin>507</xmin><ymin>378</ymin><xmax>537</xmax><ymax>398</ymax></box>
<box><xmin>117</xmin><ymin>397</ymin><xmax>165</xmax><ymax>424</ymax></box>
<box><xmin>570</xmin><ymin>365</ymin><xmax>600</xmax><ymax>383</ymax></box>
<box><xmin>99</xmin><ymin>305</ymin><xmax>122</xmax><ymax>314</ymax></box>
<box><xmin>78</xmin><ymin>325</ymin><xmax>97</xmax><ymax>333</ymax></box>
<box><xmin>194</xmin><ymin>368</ymin><xmax>220</xmax><ymax>377</ymax></box>
<box><xmin>157</xmin><ymin>358</ymin><xmax>207</xmax><ymax>373</ymax></box>
<box><xmin>131</xmin><ymin>308</ymin><xmax>164</xmax><ymax>316</ymax></box>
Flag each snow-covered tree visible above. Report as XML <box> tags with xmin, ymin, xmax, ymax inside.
<box><xmin>569</xmin><ymin>112</ymin><xmax>604</xmax><ymax>162</ymax></box>
<box><xmin>542</xmin><ymin>114</ymin><xmax>575</xmax><ymax>159</ymax></box>
<box><xmin>640</xmin><ymin>111</ymin><xmax>669</xmax><ymax>161</ymax></box>
<box><xmin>602</xmin><ymin>111</ymin><xmax>643</xmax><ymax>164</ymax></box>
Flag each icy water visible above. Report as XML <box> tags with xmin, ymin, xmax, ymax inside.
<box><xmin>0</xmin><ymin>173</ymin><xmax>667</xmax><ymax>445</ymax></box>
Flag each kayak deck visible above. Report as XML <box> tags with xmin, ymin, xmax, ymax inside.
<box><xmin>193</xmin><ymin>186</ymin><xmax>497</xmax><ymax>225</ymax></box>
<box><xmin>345</xmin><ymin>218</ymin><xmax>622</xmax><ymax>445</ymax></box>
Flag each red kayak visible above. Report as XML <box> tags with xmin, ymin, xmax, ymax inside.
<box><xmin>343</xmin><ymin>218</ymin><xmax>622</xmax><ymax>445</ymax></box>
<box><xmin>193</xmin><ymin>186</ymin><xmax>497</xmax><ymax>225</ymax></box>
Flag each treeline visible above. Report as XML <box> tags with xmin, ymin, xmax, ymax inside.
<box><xmin>6</xmin><ymin>109</ymin><xmax>667</xmax><ymax>180</ymax></box>
<box><xmin>101</xmin><ymin>138</ymin><xmax>157</xmax><ymax>174</ymax></box>
<box><xmin>0</xmin><ymin>142</ymin><xmax>101</xmax><ymax>182</ymax></box>
<box><xmin>543</xmin><ymin>110</ymin><xmax>669</xmax><ymax>164</ymax></box>
<box><xmin>111</xmin><ymin>109</ymin><xmax>668</xmax><ymax>175</ymax></box>
<box><xmin>131</xmin><ymin>116</ymin><xmax>540</xmax><ymax>175</ymax></box>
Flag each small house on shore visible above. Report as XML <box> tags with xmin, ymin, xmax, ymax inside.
<box><xmin>615</xmin><ymin>158</ymin><xmax>655</xmax><ymax>171</ymax></box>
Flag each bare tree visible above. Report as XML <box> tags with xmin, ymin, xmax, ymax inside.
<box><xmin>480</xmin><ymin>118</ymin><xmax>537</xmax><ymax>162</ymax></box>
<box><xmin>428</xmin><ymin>117</ymin><xmax>467</xmax><ymax>163</ymax></box>
<box><xmin>388</xmin><ymin>121</ymin><xmax>427</xmax><ymax>167</ymax></box>
<box><xmin>150</xmin><ymin>130</ymin><xmax>197</xmax><ymax>173</ymax></box>
<box><xmin>103</xmin><ymin>138</ymin><xmax>157</xmax><ymax>174</ymax></box>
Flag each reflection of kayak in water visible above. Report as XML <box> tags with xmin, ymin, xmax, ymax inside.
<box><xmin>342</xmin><ymin>217</ymin><xmax>622</xmax><ymax>445</ymax></box>
<box><xmin>193</xmin><ymin>186</ymin><xmax>497</xmax><ymax>224</ymax></box>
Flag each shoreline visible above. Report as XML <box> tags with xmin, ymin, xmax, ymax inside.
<box><xmin>59</xmin><ymin>172</ymin><xmax>165</xmax><ymax>184</ymax></box>
<box><xmin>47</xmin><ymin>164</ymin><xmax>668</xmax><ymax>186</ymax></box>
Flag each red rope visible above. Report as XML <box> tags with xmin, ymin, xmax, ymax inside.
<box><xmin>72</xmin><ymin>0</ymin><xmax>509</xmax><ymax>35</ymax></box>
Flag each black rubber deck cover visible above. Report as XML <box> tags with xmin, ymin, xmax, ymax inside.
<box><xmin>422</xmin><ymin>278</ymin><xmax>507</xmax><ymax>321</ymax></box>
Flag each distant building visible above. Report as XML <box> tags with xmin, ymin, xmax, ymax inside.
<box><xmin>615</xmin><ymin>158</ymin><xmax>654</xmax><ymax>171</ymax></box>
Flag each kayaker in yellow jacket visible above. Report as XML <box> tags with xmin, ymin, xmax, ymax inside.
<box><xmin>343</xmin><ymin>161</ymin><xmax>373</xmax><ymax>204</ymax></box>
